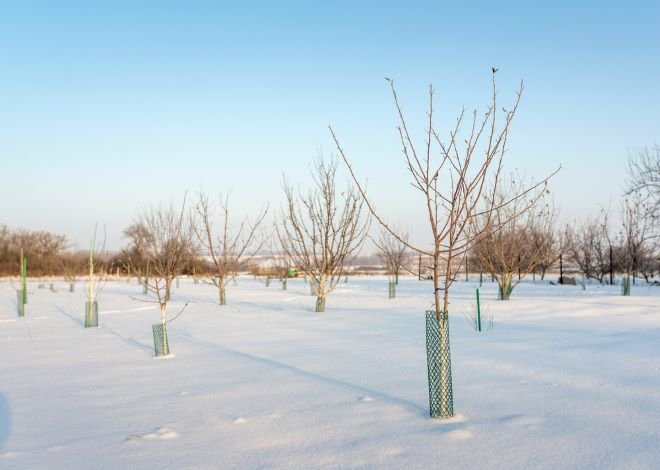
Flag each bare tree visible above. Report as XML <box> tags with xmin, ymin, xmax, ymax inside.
<box><xmin>126</xmin><ymin>196</ymin><xmax>196</xmax><ymax>356</ymax></box>
<box><xmin>529</xmin><ymin>200</ymin><xmax>560</xmax><ymax>281</ymax></box>
<box><xmin>627</xmin><ymin>145</ymin><xmax>660</xmax><ymax>215</ymax></box>
<box><xmin>278</xmin><ymin>155</ymin><xmax>370</xmax><ymax>312</ymax></box>
<box><xmin>375</xmin><ymin>227</ymin><xmax>409</xmax><ymax>284</ymax></box>
<box><xmin>269</xmin><ymin>236</ymin><xmax>293</xmax><ymax>290</ymax></box>
<box><xmin>0</xmin><ymin>225</ymin><xmax>68</xmax><ymax>276</ymax></box>
<box><xmin>564</xmin><ymin>210</ymin><xmax>612</xmax><ymax>284</ymax></box>
<box><xmin>472</xmin><ymin>177</ymin><xmax>554</xmax><ymax>299</ymax></box>
<box><xmin>61</xmin><ymin>250</ymin><xmax>85</xmax><ymax>292</ymax></box>
<box><xmin>194</xmin><ymin>191</ymin><xmax>267</xmax><ymax>305</ymax></box>
<box><xmin>331</xmin><ymin>71</ymin><xmax>558</xmax><ymax>418</ymax></box>
<box><xmin>375</xmin><ymin>227</ymin><xmax>410</xmax><ymax>298</ymax></box>
<box><xmin>615</xmin><ymin>193</ymin><xmax>658</xmax><ymax>291</ymax></box>
<box><xmin>84</xmin><ymin>225</ymin><xmax>109</xmax><ymax>327</ymax></box>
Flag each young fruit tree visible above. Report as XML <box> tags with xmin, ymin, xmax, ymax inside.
<box><xmin>374</xmin><ymin>227</ymin><xmax>410</xmax><ymax>299</ymax></box>
<box><xmin>528</xmin><ymin>200</ymin><xmax>560</xmax><ymax>281</ymax></box>
<box><xmin>269</xmin><ymin>237</ymin><xmax>293</xmax><ymax>290</ymax></box>
<box><xmin>615</xmin><ymin>194</ymin><xmax>657</xmax><ymax>294</ymax></box>
<box><xmin>472</xmin><ymin>176</ymin><xmax>554</xmax><ymax>300</ymax></box>
<box><xmin>564</xmin><ymin>210</ymin><xmax>612</xmax><ymax>284</ymax></box>
<box><xmin>84</xmin><ymin>226</ymin><xmax>108</xmax><ymax>328</ymax></box>
<box><xmin>278</xmin><ymin>156</ymin><xmax>370</xmax><ymax>312</ymax></box>
<box><xmin>331</xmin><ymin>71</ymin><xmax>558</xmax><ymax>418</ymax></box>
<box><xmin>125</xmin><ymin>197</ymin><xmax>196</xmax><ymax>357</ymax></box>
<box><xmin>194</xmin><ymin>191</ymin><xmax>267</xmax><ymax>305</ymax></box>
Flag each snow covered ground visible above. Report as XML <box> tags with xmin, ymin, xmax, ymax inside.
<box><xmin>1</xmin><ymin>276</ymin><xmax>659</xmax><ymax>469</ymax></box>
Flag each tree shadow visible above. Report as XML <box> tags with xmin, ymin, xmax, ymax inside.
<box><xmin>102</xmin><ymin>326</ymin><xmax>153</xmax><ymax>357</ymax></box>
<box><xmin>0</xmin><ymin>393</ymin><xmax>10</xmax><ymax>451</ymax></box>
<box><xmin>55</xmin><ymin>305</ymin><xmax>153</xmax><ymax>356</ymax></box>
<box><xmin>54</xmin><ymin>305</ymin><xmax>83</xmax><ymax>327</ymax></box>
<box><xmin>176</xmin><ymin>332</ymin><xmax>428</xmax><ymax>417</ymax></box>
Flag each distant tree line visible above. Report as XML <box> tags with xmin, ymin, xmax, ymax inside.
<box><xmin>1</xmin><ymin>148</ymin><xmax>658</xmax><ymax>294</ymax></box>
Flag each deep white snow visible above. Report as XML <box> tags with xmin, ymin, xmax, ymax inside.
<box><xmin>1</xmin><ymin>276</ymin><xmax>659</xmax><ymax>469</ymax></box>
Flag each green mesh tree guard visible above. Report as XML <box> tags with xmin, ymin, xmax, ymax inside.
<box><xmin>17</xmin><ymin>290</ymin><xmax>25</xmax><ymax>317</ymax></box>
<box><xmin>310</xmin><ymin>279</ymin><xmax>319</xmax><ymax>296</ymax></box>
<box><xmin>85</xmin><ymin>301</ymin><xmax>98</xmax><ymax>328</ymax></box>
<box><xmin>152</xmin><ymin>323</ymin><xmax>170</xmax><ymax>357</ymax></box>
<box><xmin>498</xmin><ymin>282</ymin><xmax>513</xmax><ymax>300</ymax></box>
<box><xmin>388</xmin><ymin>281</ymin><xmax>396</xmax><ymax>299</ymax></box>
<box><xmin>425</xmin><ymin>310</ymin><xmax>454</xmax><ymax>418</ymax></box>
<box><xmin>21</xmin><ymin>256</ymin><xmax>27</xmax><ymax>304</ymax></box>
<box><xmin>622</xmin><ymin>276</ymin><xmax>631</xmax><ymax>296</ymax></box>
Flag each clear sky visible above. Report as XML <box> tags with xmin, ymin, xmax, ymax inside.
<box><xmin>1</xmin><ymin>1</ymin><xmax>658</xmax><ymax>250</ymax></box>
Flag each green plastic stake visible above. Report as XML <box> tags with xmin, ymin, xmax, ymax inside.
<box><xmin>88</xmin><ymin>238</ymin><xmax>94</xmax><ymax>306</ymax></box>
<box><xmin>20</xmin><ymin>249</ymin><xmax>28</xmax><ymax>305</ymax></box>
<box><xmin>476</xmin><ymin>288</ymin><xmax>481</xmax><ymax>332</ymax></box>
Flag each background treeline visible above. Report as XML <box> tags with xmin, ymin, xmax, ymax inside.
<box><xmin>2</xmin><ymin>145</ymin><xmax>658</xmax><ymax>286</ymax></box>
<box><xmin>1</xmin><ymin>210</ymin><xmax>657</xmax><ymax>283</ymax></box>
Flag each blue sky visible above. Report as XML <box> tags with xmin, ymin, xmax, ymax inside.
<box><xmin>1</xmin><ymin>1</ymin><xmax>658</xmax><ymax>249</ymax></box>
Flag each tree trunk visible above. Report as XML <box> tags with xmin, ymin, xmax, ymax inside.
<box><xmin>219</xmin><ymin>285</ymin><xmax>226</xmax><ymax>305</ymax></box>
<box><xmin>160</xmin><ymin>304</ymin><xmax>169</xmax><ymax>355</ymax></box>
<box><xmin>622</xmin><ymin>274</ymin><xmax>631</xmax><ymax>296</ymax></box>
<box><xmin>282</xmin><ymin>277</ymin><xmax>287</xmax><ymax>290</ymax></box>
<box><xmin>315</xmin><ymin>295</ymin><xmax>326</xmax><ymax>312</ymax></box>
<box><xmin>498</xmin><ymin>275</ymin><xmax>514</xmax><ymax>300</ymax></box>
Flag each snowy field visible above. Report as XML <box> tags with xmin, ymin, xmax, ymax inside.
<box><xmin>1</xmin><ymin>276</ymin><xmax>660</xmax><ymax>469</ymax></box>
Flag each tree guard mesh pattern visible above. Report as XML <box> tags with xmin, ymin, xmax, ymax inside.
<box><xmin>85</xmin><ymin>301</ymin><xmax>98</xmax><ymax>328</ymax></box>
<box><xmin>622</xmin><ymin>276</ymin><xmax>631</xmax><ymax>296</ymax></box>
<box><xmin>17</xmin><ymin>290</ymin><xmax>25</xmax><ymax>317</ymax></box>
<box><xmin>152</xmin><ymin>323</ymin><xmax>170</xmax><ymax>357</ymax></box>
<box><xmin>425</xmin><ymin>310</ymin><xmax>454</xmax><ymax>418</ymax></box>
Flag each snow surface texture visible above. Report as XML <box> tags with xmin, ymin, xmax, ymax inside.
<box><xmin>1</xmin><ymin>276</ymin><xmax>660</xmax><ymax>469</ymax></box>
